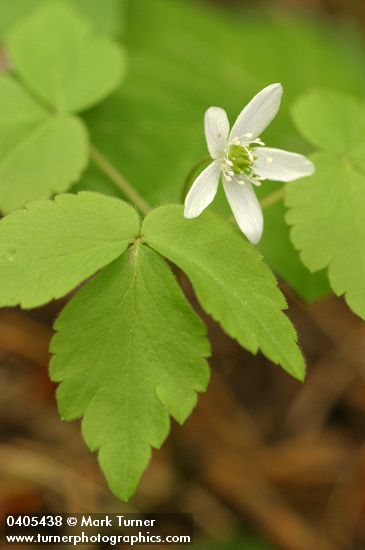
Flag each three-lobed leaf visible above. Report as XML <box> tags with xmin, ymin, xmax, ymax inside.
<box><xmin>0</xmin><ymin>194</ymin><xmax>305</xmax><ymax>500</ymax></box>
<box><xmin>50</xmin><ymin>244</ymin><xmax>210</xmax><ymax>501</ymax></box>
<box><xmin>7</xmin><ymin>1</ymin><xmax>125</xmax><ymax>113</ymax></box>
<box><xmin>0</xmin><ymin>2</ymin><xmax>125</xmax><ymax>212</ymax></box>
<box><xmin>0</xmin><ymin>192</ymin><xmax>139</xmax><ymax>308</ymax></box>
<box><xmin>287</xmin><ymin>90</ymin><xmax>365</xmax><ymax>320</ymax></box>
<box><xmin>142</xmin><ymin>205</ymin><xmax>305</xmax><ymax>381</ymax></box>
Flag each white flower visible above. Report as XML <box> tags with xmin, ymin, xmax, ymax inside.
<box><xmin>184</xmin><ymin>83</ymin><xmax>315</xmax><ymax>244</ymax></box>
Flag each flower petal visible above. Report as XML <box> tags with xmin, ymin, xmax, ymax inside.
<box><xmin>253</xmin><ymin>147</ymin><xmax>315</xmax><ymax>182</ymax></box>
<box><xmin>229</xmin><ymin>83</ymin><xmax>283</xmax><ymax>143</ymax></box>
<box><xmin>204</xmin><ymin>107</ymin><xmax>230</xmax><ymax>159</ymax></box>
<box><xmin>223</xmin><ymin>178</ymin><xmax>263</xmax><ymax>244</ymax></box>
<box><xmin>184</xmin><ymin>161</ymin><xmax>221</xmax><ymax>218</ymax></box>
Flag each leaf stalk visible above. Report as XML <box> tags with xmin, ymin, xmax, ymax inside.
<box><xmin>90</xmin><ymin>145</ymin><xmax>151</xmax><ymax>216</ymax></box>
<box><xmin>260</xmin><ymin>187</ymin><xmax>286</xmax><ymax>209</ymax></box>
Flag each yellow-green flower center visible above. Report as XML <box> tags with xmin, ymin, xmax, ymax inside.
<box><xmin>227</xmin><ymin>144</ymin><xmax>253</xmax><ymax>175</ymax></box>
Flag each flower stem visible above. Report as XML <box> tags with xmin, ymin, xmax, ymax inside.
<box><xmin>260</xmin><ymin>187</ymin><xmax>285</xmax><ymax>209</ymax></box>
<box><xmin>180</xmin><ymin>155</ymin><xmax>212</xmax><ymax>202</ymax></box>
<box><xmin>90</xmin><ymin>145</ymin><xmax>151</xmax><ymax>216</ymax></box>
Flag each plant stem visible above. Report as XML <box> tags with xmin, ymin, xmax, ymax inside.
<box><xmin>180</xmin><ymin>155</ymin><xmax>212</xmax><ymax>202</ymax></box>
<box><xmin>90</xmin><ymin>145</ymin><xmax>151</xmax><ymax>216</ymax></box>
<box><xmin>260</xmin><ymin>188</ymin><xmax>285</xmax><ymax>209</ymax></box>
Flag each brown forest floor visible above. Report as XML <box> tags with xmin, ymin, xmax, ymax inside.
<box><xmin>1</xmin><ymin>282</ymin><xmax>365</xmax><ymax>549</ymax></box>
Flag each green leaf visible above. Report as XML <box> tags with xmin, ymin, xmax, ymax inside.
<box><xmin>291</xmin><ymin>88</ymin><xmax>365</xmax><ymax>154</ymax></box>
<box><xmin>0</xmin><ymin>192</ymin><xmax>140</xmax><ymax>308</ymax></box>
<box><xmin>0</xmin><ymin>0</ymin><xmax>124</xmax><ymax>38</ymax></box>
<box><xmin>257</xmin><ymin>198</ymin><xmax>331</xmax><ymax>302</ymax></box>
<box><xmin>0</xmin><ymin>2</ymin><xmax>126</xmax><ymax>210</ymax></box>
<box><xmin>50</xmin><ymin>244</ymin><xmax>210</xmax><ymax>501</ymax></box>
<box><xmin>286</xmin><ymin>151</ymin><xmax>365</xmax><ymax>320</ymax></box>
<box><xmin>288</xmin><ymin>89</ymin><xmax>365</xmax><ymax>319</ymax></box>
<box><xmin>7</xmin><ymin>1</ymin><xmax>126</xmax><ymax>113</ymax></box>
<box><xmin>142</xmin><ymin>205</ymin><xmax>305</xmax><ymax>381</ymax></box>
<box><xmin>0</xmin><ymin>75</ymin><xmax>88</xmax><ymax>212</ymax></box>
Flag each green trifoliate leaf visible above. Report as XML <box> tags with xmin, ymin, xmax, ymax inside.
<box><xmin>0</xmin><ymin>192</ymin><xmax>139</xmax><ymax>308</ymax></box>
<box><xmin>287</xmin><ymin>89</ymin><xmax>365</xmax><ymax>320</ymax></box>
<box><xmin>0</xmin><ymin>2</ymin><xmax>126</xmax><ymax>211</ymax></box>
<box><xmin>142</xmin><ymin>205</ymin><xmax>305</xmax><ymax>381</ymax></box>
<box><xmin>50</xmin><ymin>244</ymin><xmax>210</xmax><ymax>501</ymax></box>
<box><xmin>0</xmin><ymin>75</ymin><xmax>88</xmax><ymax>212</ymax></box>
<box><xmin>7</xmin><ymin>1</ymin><xmax>125</xmax><ymax>113</ymax></box>
<box><xmin>286</xmin><ymin>151</ymin><xmax>365</xmax><ymax>320</ymax></box>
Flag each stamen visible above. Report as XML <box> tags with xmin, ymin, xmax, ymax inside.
<box><xmin>249</xmin><ymin>174</ymin><xmax>265</xmax><ymax>187</ymax></box>
<box><xmin>243</xmin><ymin>145</ymin><xmax>254</xmax><ymax>163</ymax></box>
<box><xmin>252</xmin><ymin>138</ymin><xmax>265</xmax><ymax>146</ymax></box>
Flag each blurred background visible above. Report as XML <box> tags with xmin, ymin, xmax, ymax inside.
<box><xmin>1</xmin><ymin>0</ymin><xmax>365</xmax><ymax>549</ymax></box>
